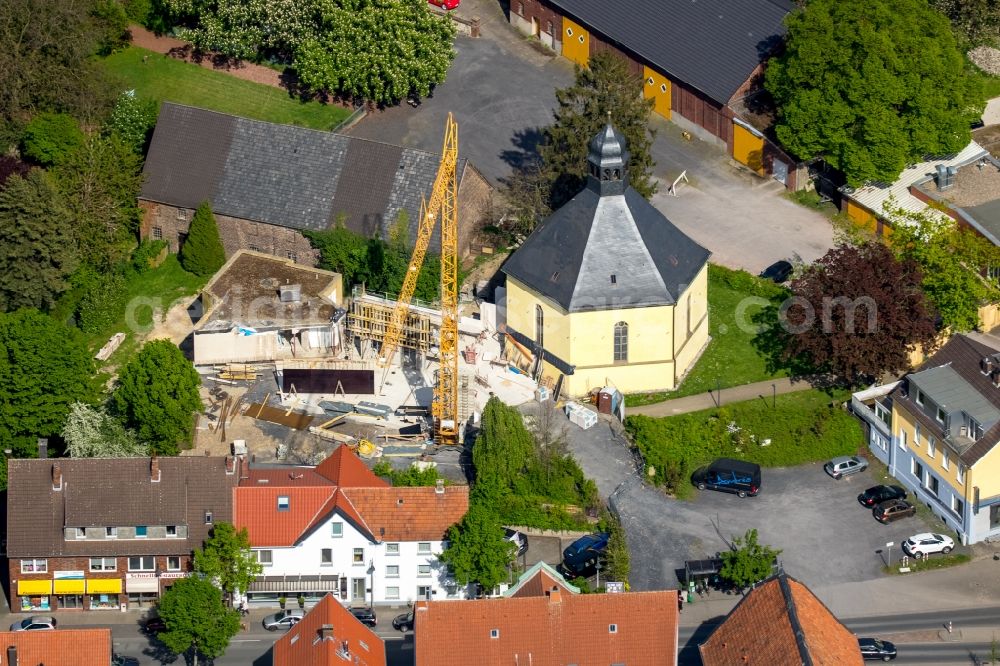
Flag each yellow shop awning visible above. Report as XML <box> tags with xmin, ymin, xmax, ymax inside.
<box><xmin>17</xmin><ymin>580</ymin><xmax>52</xmax><ymax>596</ymax></box>
<box><xmin>54</xmin><ymin>579</ymin><xmax>85</xmax><ymax>594</ymax></box>
<box><xmin>86</xmin><ymin>578</ymin><xmax>122</xmax><ymax>594</ymax></box>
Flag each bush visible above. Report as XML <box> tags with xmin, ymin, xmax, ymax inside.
<box><xmin>709</xmin><ymin>264</ymin><xmax>786</xmax><ymax>300</ymax></box>
<box><xmin>372</xmin><ymin>460</ymin><xmax>444</xmax><ymax>487</ymax></box>
<box><xmin>132</xmin><ymin>239</ymin><xmax>169</xmax><ymax>274</ymax></box>
<box><xmin>21</xmin><ymin>113</ymin><xmax>85</xmax><ymax>167</ymax></box>
<box><xmin>626</xmin><ymin>390</ymin><xmax>861</xmax><ymax>494</ymax></box>
<box><xmin>77</xmin><ymin>272</ymin><xmax>128</xmax><ymax>334</ymax></box>
<box><xmin>106</xmin><ymin>90</ymin><xmax>159</xmax><ymax>155</ymax></box>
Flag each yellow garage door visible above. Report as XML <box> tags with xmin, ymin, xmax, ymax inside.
<box><xmin>643</xmin><ymin>66</ymin><xmax>671</xmax><ymax>119</ymax></box>
<box><xmin>562</xmin><ymin>17</ymin><xmax>589</xmax><ymax>67</ymax></box>
<box><xmin>733</xmin><ymin>123</ymin><xmax>764</xmax><ymax>174</ymax></box>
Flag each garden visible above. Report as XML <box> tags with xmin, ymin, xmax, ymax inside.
<box><xmin>626</xmin><ymin>389</ymin><xmax>861</xmax><ymax>499</ymax></box>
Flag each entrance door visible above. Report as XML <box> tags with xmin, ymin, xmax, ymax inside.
<box><xmin>352</xmin><ymin>578</ymin><xmax>366</xmax><ymax>603</ymax></box>
<box><xmin>530</xmin><ymin>16</ymin><xmax>539</xmax><ymax>36</ymax></box>
<box><xmin>733</xmin><ymin>123</ymin><xmax>765</xmax><ymax>175</ymax></box>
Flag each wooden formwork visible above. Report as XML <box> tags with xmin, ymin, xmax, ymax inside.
<box><xmin>347</xmin><ymin>297</ymin><xmax>433</xmax><ymax>353</ymax></box>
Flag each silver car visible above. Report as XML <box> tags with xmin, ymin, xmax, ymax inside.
<box><xmin>262</xmin><ymin>609</ymin><xmax>304</xmax><ymax>631</ymax></box>
<box><xmin>10</xmin><ymin>616</ymin><xmax>56</xmax><ymax>631</ymax></box>
<box><xmin>824</xmin><ymin>455</ymin><xmax>868</xmax><ymax>480</ymax></box>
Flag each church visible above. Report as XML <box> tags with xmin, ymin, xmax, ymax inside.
<box><xmin>501</xmin><ymin>122</ymin><xmax>711</xmax><ymax>397</ymax></box>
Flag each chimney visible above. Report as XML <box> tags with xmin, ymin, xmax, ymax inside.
<box><xmin>547</xmin><ymin>586</ymin><xmax>562</xmax><ymax>604</ymax></box>
<box><xmin>319</xmin><ymin>624</ymin><xmax>336</xmax><ymax>641</ymax></box>
<box><xmin>37</xmin><ymin>438</ymin><xmax>47</xmax><ymax>460</ymax></box>
<box><xmin>225</xmin><ymin>455</ymin><xmax>236</xmax><ymax>475</ymax></box>
<box><xmin>151</xmin><ymin>456</ymin><xmax>161</xmax><ymax>483</ymax></box>
<box><xmin>435</xmin><ymin>479</ymin><xmax>445</xmax><ymax>495</ymax></box>
<box><xmin>52</xmin><ymin>463</ymin><xmax>63</xmax><ymax>491</ymax></box>
<box><xmin>6</xmin><ymin>645</ymin><xmax>16</xmax><ymax>666</ymax></box>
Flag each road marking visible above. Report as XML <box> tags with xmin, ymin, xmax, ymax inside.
<box><xmin>230</xmin><ymin>639</ymin><xmax>262</xmax><ymax>643</ymax></box>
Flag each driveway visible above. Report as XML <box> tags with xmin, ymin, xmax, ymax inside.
<box><xmin>347</xmin><ymin>0</ymin><xmax>834</xmax><ymax>273</ymax></box>
<box><xmin>556</xmin><ymin>408</ymin><xmax>945</xmax><ymax>592</ymax></box>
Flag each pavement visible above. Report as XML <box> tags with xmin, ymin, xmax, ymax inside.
<box><xmin>628</xmin><ymin>376</ymin><xmax>817</xmax><ymax>418</ymax></box>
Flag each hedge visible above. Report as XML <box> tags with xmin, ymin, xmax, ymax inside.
<box><xmin>626</xmin><ymin>390</ymin><xmax>861</xmax><ymax>494</ymax></box>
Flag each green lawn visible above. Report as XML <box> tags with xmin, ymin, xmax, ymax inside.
<box><xmin>625</xmin><ymin>265</ymin><xmax>790</xmax><ymax>406</ymax></box>
<box><xmin>626</xmin><ymin>388</ymin><xmax>860</xmax><ymax>499</ymax></box>
<box><xmin>971</xmin><ymin>67</ymin><xmax>1000</xmax><ymax>100</ymax></box>
<box><xmin>101</xmin><ymin>47</ymin><xmax>351</xmax><ymax>130</ymax></box>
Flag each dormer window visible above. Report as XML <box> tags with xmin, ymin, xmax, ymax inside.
<box><xmin>914</xmin><ymin>390</ymin><xmax>923</xmax><ymax>406</ymax></box>
<box><xmin>105</xmin><ymin>527</ymin><xmax>117</xmax><ymax>539</ymax></box>
<box><xmin>75</xmin><ymin>528</ymin><xmax>86</xmax><ymax>539</ymax></box>
<box><xmin>166</xmin><ymin>525</ymin><xmax>177</xmax><ymax>538</ymax></box>
<box><xmin>936</xmin><ymin>406</ymin><xmax>946</xmax><ymax>423</ymax></box>
<box><xmin>278</xmin><ymin>496</ymin><xmax>290</xmax><ymax>511</ymax></box>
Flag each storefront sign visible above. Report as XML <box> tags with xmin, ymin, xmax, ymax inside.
<box><xmin>125</xmin><ymin>573</ymin><xmax>157</xmax><ymax>579</ymax></box>
<box><xmin>54</xmin><ymin>570</ymin><xmax>84</xmax><ymax>579</ymax></box>
<box><xmin>160</xmin><ymin>572</ymin><xmax>188</xmax><ymax>580</ymax></box>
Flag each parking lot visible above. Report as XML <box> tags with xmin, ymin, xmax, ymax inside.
<box><xmin>559</xmin><ymin>410</ymin><xmax>956</xmax><ymax>592</ymax></box>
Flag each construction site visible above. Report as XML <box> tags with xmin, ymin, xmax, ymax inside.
<box><xmin>189</xmin><ymin>114</ymin><xmax>553</xmax><ymax>472</ymax></box>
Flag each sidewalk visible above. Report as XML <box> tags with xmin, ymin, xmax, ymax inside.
<box><xmin>629</xmin><ymin>376</ymin><xmax>817</xmax><ymax>418</ymax></box>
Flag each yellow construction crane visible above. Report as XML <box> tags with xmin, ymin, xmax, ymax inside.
<box><xmin>377</xmin><ymin>113</ymin><xmax>459</xmax><ymax>445</ymax></box>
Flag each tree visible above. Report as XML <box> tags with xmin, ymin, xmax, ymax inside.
<box><xmin>473</xmin><ymin>397</ymin><xmax>535</xmax><ymax>489</ymax></box>
<box><xmin>21</xmin><ymin>113</ymin><xmax>85</xmax><ymax>166</ymax></box>
<box><xmin>719</xmin><ymin>529</ymin><xmax>782</xmax><ymax>591</ymax></box>
<box><xmin>193</xmin><ymin>522</ymin><xmax>263</xmax><ymax>606</ymax></box>
<box><xmin>765</xmin><ymin>0</ymin><xmax>982</xmax><ymax>186</ymax></box>
<box><xmin>105</xmin><ymin>90</ymin><xmax>159</xmax><ymax>155</ymax></box>
<box><xmin>0</xmin><ymin>156</ymin><xmax>31</xmax><ymax>191</ymax></box>
<box><xmin>779</xmin><ymin>242</ymin><xmax>938</xmax><ymax>385</ymax></box>
<box><xmin>62</xmin><ymin>402</ymin><xmax>147</xmax><ymax>458</ymax></box>
<box><xmin>179</xmin><ymin>202</ymin><xmax>226</xmax><ymax>277</ymax></box>
<box><xmin>538</xmin><ymin>52</ymin><xmax>657</xmax><ymax>209</ymax></box>
<box><xmin>54</xmin><ymin>134</ymin><xmax>144</xmax><ymax>269</ymax></box>
<box><xmin>933</xmin><ymin>0</ymin><xmax>1000</xmax><ymax>43</ymax></box>
<box><xmin>885</xmin><ymin>204</ymin><xmax>1000</xmax><ymax>332</ymax></box>
<box><xmin>0</xmin><ymin>171</ymin><xmax>79</xmax><ymax>312</ymax></box>
<box><xmin>0</xmin><ymin>310</ymin><xmax>98</xmax><ymax>457</ymax></box>
<box><xmin>439</xmin><ymin>502</ymin><xmax>515</xmax><ymax>593</ymax></box>
<box><xmin>111</xmin><ymin>340</ymin><xmax>203</xmax><ymax>455</ymax></box>
<box><xmin>600</xmin><ymin>512</ymin><xmax>631</xmax><ymax>586</ymax></box>
<box><xmin>157</xmin><ymin>576</ymin><xmax>240</xmax><ymax>666</ymax></box>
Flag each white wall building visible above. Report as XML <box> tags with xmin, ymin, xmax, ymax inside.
<box><xmin>236</xmin><ymin>446</ymin><xmax>470</xmax><ymax>607</ymax></box>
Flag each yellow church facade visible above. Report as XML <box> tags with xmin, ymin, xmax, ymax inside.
<box><xmin>501</xmin><ymin>123</ymin><xmax>711</xmax><ymax>398</ymax></box>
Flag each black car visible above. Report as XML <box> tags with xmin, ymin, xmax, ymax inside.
<box><xmin>142</xmin><ymin>617</ymin><xmax>167</xmax><ymax>635</ymax></box>
<box><xmin>392</xmin><ymin>610</ymin><xmax>414</xmax><ymax>632</ymax></box>
<box><xmin>561</xmin><ymin>532</ymin><xmax>610</xmax><ymax>577</ymax></box>
<box><xmin>859</xmin><ymin>637</ymin><xmax>897</xmax><ymax>661</ymax></box>
<box><xmin>112</xmin><ymin>654</ymin><xmax>140</xmax><ymax>666</ymax></box>
<box><xmin>350</xmin><ymin>606</ymin><xmax>377</xmax><ymax>627</ymax></box>
<box><xmin>858</xmin><ymin>485</ymin><xmax>907</xmax><ymax>508</ymax></box>
<box><xmin>760</xmin><ymin>260</ymin><xmax>793</xmax><ymax>283</ymax></box>
<box><xmin>691</xmin><ymin>459</ymin><xmax>761</xmax><ymax>498</ymax></box>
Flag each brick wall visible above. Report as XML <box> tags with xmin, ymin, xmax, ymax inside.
<box><xmin>9</xmin><ymin>554</ymin><xmax>193</xmax><ymax>611</ymax></box>
<box><xmin>457</xmin><ymin>164</ymin><xmax>494</xmax><ymax>258</ymax></box>
<box><xmin>140</xmin><ymin>201</ymin><xmax>320</xmax><ymax>266</ymax></box>
<box><xmin>512</xmin><ymin>0</ymin><xmax>562</xmax><ymax>40</ymax></box>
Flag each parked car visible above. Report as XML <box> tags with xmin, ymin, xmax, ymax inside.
<box><xmin>505</xmin><ymin>528</ymin><xmax>528</xmax><ymax>558</ymax></box>
<box><xmin>561</xmin><ymin>532</ymin><xmax>610</xmax><ymax>577</ymax></box>
<box><xmin>873</xmin><ymin>499</ymin><xmax>916</xmax><ymax>524</ymax></box>
<box><xmin>112</xmin><ymin>654</ymin><xmax>141</xmax><ymax>666</ymax></box>
<box><xmin>824</xmin><ymin>455</ymin><xmax>868</xmax><ymax>479</ymax></box>
<box><xmin>428</xmin><ymin>0</ymin><xmax>459</xmax><ymax>9</ymax></box>
<box><xmin>902</xmin><ymin>533</ymin><xmax>954</xmax><ymax>558</ymax></box>
<box><xmin>142</xmin><ymin>617</ymin><xmax>166</xmax><ymax>634</ymax></box>
<box><xmin>858</xmin><ymin>485</ymin><xmax>907</xmax><ymax>507</ymax></box>
<box><xmin>858</xmin><ymin>637</ymin><xmax>897</xmax><ymax>661</ymax></box>
<box><xmin>760</xmin><ymin>260</ymin><xmax>793</xmax><ymax>283</ymax></box>
<box><xmin>262</xmin><ymin>609</ymin><xmax>305</xmax><ymax>631</ymax></box>
<box><xmin>10</xmin><ymin>616</ymin><xmax>56</xmax><ymax>632</ymax></box>
<box><xmin>350</xmin><ymin>606</ymin><xmax>377</xmax><ymax>627</ymax></box>
<box><xmin>393</xmin><ymin>610</ymin><xmax>415</xmax><ymax>632</ymax></box>
<box><xmin>691</xmin><ymin>458</ymin><xmax>761</xmax><ymax>498</ymax></box>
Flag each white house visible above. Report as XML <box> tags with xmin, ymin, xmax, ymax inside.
<box><xmin>235</xmin><ymin>446</ymin><xmax>470</xmax><ymax>607</ymax></box>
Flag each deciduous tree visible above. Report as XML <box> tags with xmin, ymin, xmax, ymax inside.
<box><xmin>719</xmin><ymin>529</ymin><xmax>781</xmax><ymax>591</ymax></box>
<box><xmin>0</xmin><ymin>310</ymin><xmax>98</xmax><ymax>458</ymax></box>
<box><xmin>20</xmin><ymin>113</ymin><xmax>85</xmax><ymax>167</ymax></box>
<box><xmin>179</xmin><ymin>202</ymin><xmax>226</xmax><ymax>277</ymax></box>
<box><xmin>0</xmin><ymin>171</ymin><xmax>79</xmax><ymax>312</ymax></box>
<box><xmin>765</xmin><ymin>0</ymin><xmax>982</xmax><ymax>186</ymax></box>
<box><xmin>779</xmin><ymin>242</ymin><xmax>938</xmax><ymax>385</ymax></box>
<box><xmin>194</xmin><ymin>522</ymin><xmax>263</xmax><ymax>606</ymax></box>
<box><xmin>62</xmin><ymin>402</ymin><xmax>147</xmax><ymax>458</ymax></box>
<box><xmin>933</xmin><ymin>0</ymin><xmax>1000</xmax><ymax>43</ymax></box>
<box><xmin>157</xmin><ymin>576</ymin><xmax>240</xmax><ymax>666</ymax></box>
<box><xmin>439</xmin><ymin>502</ymin><xmax>514</xmax><ymax>593</ymax></box>
<box><xmin>105</xmin><ymin>90</ymin><xmax>159</xmax><ymax>155</ymax></box>
<box><xmin>111</xmin><ymin>339</ymin><xmax>203</xmax><ymax>455</ymax></box>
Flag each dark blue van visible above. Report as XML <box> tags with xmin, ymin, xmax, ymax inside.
<box><xmin>691</xmin><ymin>458</ymin><xmax>761</xmax><ymax>498</ymax></box>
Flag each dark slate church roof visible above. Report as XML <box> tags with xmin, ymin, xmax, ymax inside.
<box><xmin>140</xmin><ymin>103</ymin><xmax>469</xmax><ymax>243</ymax></box>
<box><xmin>549</xmin><ymin>0</ymin><xmax>792</xmax><ymax>104</ymax></box>
<box><xmin>503</xmin><ymin>125</ymin><xmax>710</xmax><ymax>313</ymax></box>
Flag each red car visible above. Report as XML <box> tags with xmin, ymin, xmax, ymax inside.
<box><xmin>429</xmin><ymin>0</ymin><xmax>460</xmax><ymax>9</ymax></box>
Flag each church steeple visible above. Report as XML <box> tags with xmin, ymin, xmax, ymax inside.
<box><xmin>586</xmin><ymin>115</ymin><xmax>629</xmax><ymax>196</ymax></box>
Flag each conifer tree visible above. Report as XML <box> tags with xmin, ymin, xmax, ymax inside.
<box><xmin>179</xmin><ymin>201</ymin><xmax>226</xmax><ymax>276</ymax></box>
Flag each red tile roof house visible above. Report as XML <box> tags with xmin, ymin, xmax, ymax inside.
<box><xmin>0</xmin><ymin>627</ymin><xmax>113</xmax><ymax>666</ymax></box>
<box><xmin>6</xmin><ymin>456</ymin><xmax>238</xmax><ymax>614</ymax></box>
<box><xmin>235</xmin><ymin>445</ymin><xmax>470</xmax><ymax>608</ymax></box>
<box><xmin>273</xmin><ymin>593</ymin><xmax>386</xmax><ymax>666</ymax></box>
<box><xmin>414</xmin><ymin>565</ymin><xmax>680</xmax><ymax>666</ymax></box>
<box><xmin>699</xmin><ymin>572</ymin><xmax>864</xmax><ymax>666</ymax></box>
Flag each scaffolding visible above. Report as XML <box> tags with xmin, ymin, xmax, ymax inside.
<box><xmin>347</xmin><ymin>293</ymin><xmax>433</xmax><ymax>354</ymax></box>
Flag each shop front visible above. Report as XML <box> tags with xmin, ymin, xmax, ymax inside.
<box><xmin>126</xmin><ymin>574</ymin><xmax>160</xmax><ymax>608</ymax></box>
<box><xmin>247</xmin><ymin>574</ymin><xmax>340</xmax><ymax>606</ymax></box>
<box><xmin>53</xmin><ymin>571</ymin><xmax>85</xmax><ymax>610</ymax></box>
<box><xmin>17</xmin><ymin>579</ymin><xmax>52</xmax><ymax>612</ymax></box>
<box><xmin>86</xmin><ymin>577</ymin><xmax>123</xmax><ymax>610</ymax></box>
